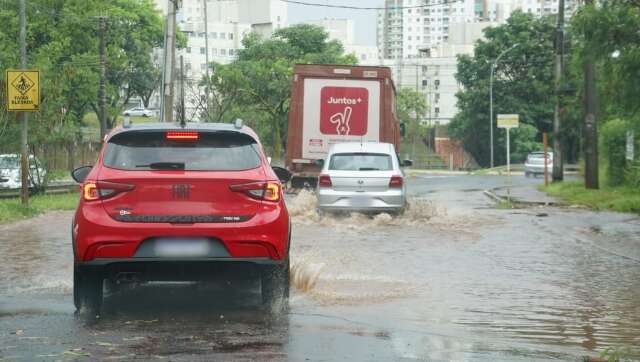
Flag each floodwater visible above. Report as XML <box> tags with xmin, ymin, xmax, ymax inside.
<box><xmin>1</xmin><ymin>175</ymin><xmax>640</xmax><ymax>361</ymax></box>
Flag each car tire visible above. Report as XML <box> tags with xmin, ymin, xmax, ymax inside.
<box><xmin>524</xmin><ymin>171</ymin><xmax>530</xmax><ymax>178</ymax></box>
<box><xmin>73</xmin><ymin>267</ymin><xmax>103</xmax><ymax>316</ymax></box>
<box><xmin>261</xmin><ymin>258</ymin><xmax>290</xmax><ymax>312</ymax></box>
<box><xmin>142</xmin><ymin>114</ymin><xmax>149</xmax><ymax>118</ymax></box>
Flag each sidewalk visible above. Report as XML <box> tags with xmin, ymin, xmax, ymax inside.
<box><xmin>488</xmin><ymin>184</ymin><xmax>560</xmax><ymax>206</ymax></box>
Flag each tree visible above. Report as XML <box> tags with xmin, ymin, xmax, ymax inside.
<box><xmin>202</xmin><ymin>24</ymin><xmax>357</xmax><ymax>159</ymax></box>
<box><xmin>449</xmin><ymin>11</ymin><xmax>560</xmax><ymax>167</ymax></box>
<box><xmin>0</xmin><ymin>0</ymin><xmax>164</xmax><ymax>152</ymax></box>
<box><xmin>396</xmin><ymin>88</ymin><xmax>428</xmax><ymax>158</ymax></box>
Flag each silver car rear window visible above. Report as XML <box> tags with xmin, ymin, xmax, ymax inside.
<box><xmin>329</xmin><ymin>153</ymin><xmax>392</xmax><ymax>171</ymax></box>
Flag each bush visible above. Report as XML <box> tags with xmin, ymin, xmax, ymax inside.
<box><xmin>600</xmin><ymin>119</ymin><xmax>630</xmax><ymax>187</ymax></box>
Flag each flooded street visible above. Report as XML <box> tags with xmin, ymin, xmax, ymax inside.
<box><xmin>1</xmin><ymin>174</ymin><xmax>640</xmax><ymax>361</ymax></box>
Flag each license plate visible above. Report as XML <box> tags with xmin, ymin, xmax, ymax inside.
<box><xmin>154</xmin><ymin>238</ymin><xmax>211</xmax><ymax>257</ymax></box>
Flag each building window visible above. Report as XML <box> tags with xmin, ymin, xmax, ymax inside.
<box><xmin>212</xmin><ymin>48</ymin><xmax>217</xmax><ymax>56</ymax></box>
<box><xmin>200</xmin><ymin>47</ymin><xmax>206</xmax><ymax>55</ymax></box>
<box><xmin>186</xmin><ymin>63</ymin><xmax>191</xmax><ymax>71</ymax></box>
<box><xmin>198</xmin><ymin>32</ymin><xmax>205</xmax><ymax>38</ymax></box>
<box><xmin>186</xmin><ymin>47</ymin><xmax>191</xmax><ymax>54</ymax></box>
<box><xmin>220</xmin><ymin>49</ymin><xmax>226</xmax><ymax>56</ymax></box>
<box><xmin>435</xmin><ymin>107</ymin><xmax>440</xmax><ymax>114</ymax></box>
<box><xmin>229</xmin><ymin>49</ymin><xmax>235</xmax><ymax>56</ymax></box>
<box><xmin>212</xmin><ymin>32</ymin><xmax>218</xmax><ymax>39</ymax></box>
<box><xmin>220</xmin><ymin>32</ymin><xmax>226</xmax><ymax>39</ymax></box>
<box><xmin>229</xmin><ymin>33</ymin><xmax>234</xmax><ymax>40</ymax></box>
<box><xmin>201</xmin><ymin>63</ymin><xmax>206</xmax><ymax>71</ymax></box>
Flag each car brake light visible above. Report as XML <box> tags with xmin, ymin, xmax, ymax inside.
<box><xmin>389</xmin><ymin>175</ymin><xmax>403</xmax><ymax>188</ymax></box>
<box><xmin>230</xmin><ymin>182</ymin><xmax>281</xmax><ymax>202</ymax></box>
<box><xmin>318</xmin><ymin>174</ymin><xmax>332</xmax><ymax>188</ymax></box>
<box><xmin>82</xmin><ymin>181</ymin><xmax>135</xmax><ymax>201</ymax></box>
<box><xmin>166</xmin><ymin>131</ymin><xmax>199</xmax><ymax>141</ymax></box>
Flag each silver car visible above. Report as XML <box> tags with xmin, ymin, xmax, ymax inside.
<box><xmin>0</xmin><ymin>154</ymin><xmax>46</xmax><ymax>189</ymax></box>
<box><xmin>316</xmin><ymin>142</ymin><xmax>410</xmax><ymax>214</ymax></box>
<box><xmin>524</xmin><ymin>151</ymin><xmax>553</xmax><ymax>177</ymax></box>
<box><xmin>123</xmin><ymin>107</ymin><xmax>154</xmax><ymax>117</ymax></box>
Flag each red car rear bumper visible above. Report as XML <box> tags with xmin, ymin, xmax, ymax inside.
<box><xmin>73</xmin><ymin>202</ymin><xmax>290</xmax><ymax>263</ymax></box>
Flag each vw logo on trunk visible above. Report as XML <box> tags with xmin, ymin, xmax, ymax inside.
<box><xmin>357</xmin><ymin>180</ymin><xmax>364</xmax><ymax>185</ymax></box>
<box><xmin>172</xmin><ymin>184</ymin><xmax>190</xmax><ymax>200</ymax></box>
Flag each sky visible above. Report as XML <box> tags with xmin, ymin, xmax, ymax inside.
<box><xmin>287</xmin><ymin>0</ymin><xmax>382</xmax><ymax>46</ymax></box>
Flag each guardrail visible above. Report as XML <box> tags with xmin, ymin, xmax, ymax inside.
<box><xmin>0</xmin><ymin>181</ymin><xmax>77</xmax><ymax>200</ymax></box>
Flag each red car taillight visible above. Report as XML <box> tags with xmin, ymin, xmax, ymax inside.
<box><xmin>230</xmin><ymin>181</ymin><xmax>281</xmax><ymax>202</ymax></box>
<box><xmin>82</xmin><ymin>181</ymin><xmax>135</xmax><ymax>201</ymax></box>
<box><xmin>318</xmin><ymin>174</ymin><xmax>332</xmax><ymax>188</ymax></box>
<box><xmin>389</xmin><ymin>175</ymin><xmax>403</xmax><ymax>188</ymax></box>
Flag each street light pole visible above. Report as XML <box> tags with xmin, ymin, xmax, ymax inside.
<box><xmin>489</xmin><ymin>43</ymin><xmax>519</xmax><ymax>168</ymax></box>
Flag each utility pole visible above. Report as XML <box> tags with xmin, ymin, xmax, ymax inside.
<box><xmin>18</xmin><ymin>0</ymin><xmax>28</xmax><ymax>206</ymax></box>
<box><xmin>162</xmin><ymin>0</ymin><xmax>179</xmax><ymax>123</ymax></box>
<box><xmin>583</xmin><ymin>0</ymin><xmax>598</xmax><ymax>189</ymax></box>
<box><xmin>98</xmin><ymin>16</ymin><xmax>108</xmax><ymax>142</ymax></box>
<box><xmin>552</xmin><ymin>0</ymin><xmax>565</xmax><ymax>181</ymax></box>
<box><xmin>203</xmin><ymin>0</ymin><xmax>210</xmax><ymax>121</ymax></box>
<box><xmin>180</xmin><ymin>55</ymin><xmax>186</xmax><ymax>126</ymax></box>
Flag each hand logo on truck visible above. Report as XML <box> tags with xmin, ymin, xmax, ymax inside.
<box><xmin>320</xmin><ymin>87</ymin><xmax>369</xmax><ymax>136</ymax></box>
<box><xmin>329</xmin><ymin>107</ymin><xmax>352</xmax><ymax>135</ymax></box>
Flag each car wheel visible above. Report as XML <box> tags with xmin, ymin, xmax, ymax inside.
<box><xmin>261</xmin><ymin>258</ymin><xmax>289</xmax><ymax>313</ymax></box>
<box><xmin>73</xmin><ymin>267</ymin><xmax>103</xmax><ymax>316</ymax></box>
<box><xmin>143</xmin><ymin>114</ymin><xmax>149</xmax><ymax>118</ymax></box>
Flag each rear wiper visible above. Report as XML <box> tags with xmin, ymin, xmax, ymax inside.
<box><xmin>136</xmin><ymin>162</ymin><xmax>185</xmax><ymax>170</ymax></box>
<box><xmin>359</xmin><ymin>167</ymin><xmax>379</xmax><ymax>171</ymax></box>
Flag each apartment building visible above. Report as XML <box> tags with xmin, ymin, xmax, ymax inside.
<box><xmin>377</xmin><ymin>0</ymin><xmax>576</xmax><ymax>125</ymax></box>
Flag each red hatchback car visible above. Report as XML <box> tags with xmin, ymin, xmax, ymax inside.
<box><xmin>71</xmin><ymin>122</ymin><xmax>291</xmax><ymax>314</ymax></box>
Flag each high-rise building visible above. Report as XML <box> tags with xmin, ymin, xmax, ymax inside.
<box><xmin>377</xmin><ymin>0</ymin><xmax>576</xmax><ymax>59</ymax></box>
<box><xmin>377</xmin><ymin>0</ymin><xmax>577</xmax><ymax>125</ymax></box>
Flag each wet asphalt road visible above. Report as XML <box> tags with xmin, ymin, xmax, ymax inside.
<box><xmin>1</xmin><ymin>174</ymin><xmax>639</xmax><ymax>361</ymax></box>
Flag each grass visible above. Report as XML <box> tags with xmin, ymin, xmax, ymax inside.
<box><xmin>541</xmin><ymin>181</ymin><xmax>640</xmax><ymax>214</ymax></box>
<box><xmin>0</xmin><ymin>192</ymin><xmax>79</xmax><ymax>224</ymax></box>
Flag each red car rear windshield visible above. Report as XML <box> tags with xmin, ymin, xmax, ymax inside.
<box><xmin>103</xmin><ymin>131</ymin><xmax>262</xmax><ymax>171</ymax></box>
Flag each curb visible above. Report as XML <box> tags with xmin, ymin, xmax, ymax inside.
<box><xmin>483</xmin><ymin>188</ymin><xmax>562</xmax><ymax>207</ymax></box>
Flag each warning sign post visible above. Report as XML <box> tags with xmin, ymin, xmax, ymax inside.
<box><xmin>6</xmin><ymin>70</ymin><xmax>40</xmax><ymax>112</ymax></box>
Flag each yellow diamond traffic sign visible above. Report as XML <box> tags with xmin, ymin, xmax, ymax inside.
<box><xmin>6</xmin><ymin>70</ymin><xmax>40</xmax><ymax>112</ymax></box>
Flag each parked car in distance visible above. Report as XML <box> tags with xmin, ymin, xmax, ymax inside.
<box><xmin>316</xmin><ymin>142</ymin><xmax>411</xmax><ymax>214</ymax></box>
<box><xmin>71</xmin><ymin>122</ymin><xmax>292</xmax><ymax>316</ymax></box>
<box><xmin>122</xmin><ymin>107</ymin><xmax>154</xmax><ymax>117</ymax></box>
<box><xmin>0</xmin><ymin>154</ymin><xmax>46</xmax><ymax>189</ymax></box>
<box><xmin>524</xmin><ymin>151</ymin><xmax>553</xmax><ymax>177</ymax></box>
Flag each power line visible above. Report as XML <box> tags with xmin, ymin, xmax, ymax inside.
<box><xmin>280</xmin><ymin>0</ymin><xmax>462</xmax><ymax>10</ymax></box>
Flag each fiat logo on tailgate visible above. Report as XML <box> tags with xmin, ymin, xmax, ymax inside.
<box><xmin>172</xmin><ymin>184</ymin><xmax>190</xmax><ymax>200</ymax></box>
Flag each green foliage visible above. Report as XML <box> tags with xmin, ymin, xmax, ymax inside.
<box><xmin>0</xmin><ymin>0</ymin><xmax>164</xmax><ymax>159</ymax></box>
<box><xmin>201</xmin><ymin>24</ymin><xmax>357</xmax><ymax>159</ymax></box>
<box><xmin>600</xmin><ymin>119</ymin><xmax>630</xmax><ymax>186</ymax></box>
<box><xmin>0</xmin><ymin>192</ymin><xmax>79</xmax><ymax>224</ymax></box>
<box><xmin>396</xmin><ymin>88</ymin><xmax>428</xmax><ymax>148</ymax></box>
<box><xmin>449</xmin><ymin>11</ymin><xmax>565</xmax><ymax>167</ymax></box>
<box><xmin>510</xmin><ymin>123</ymin><xmax>541</xmax><ymax>163</ymax></box>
